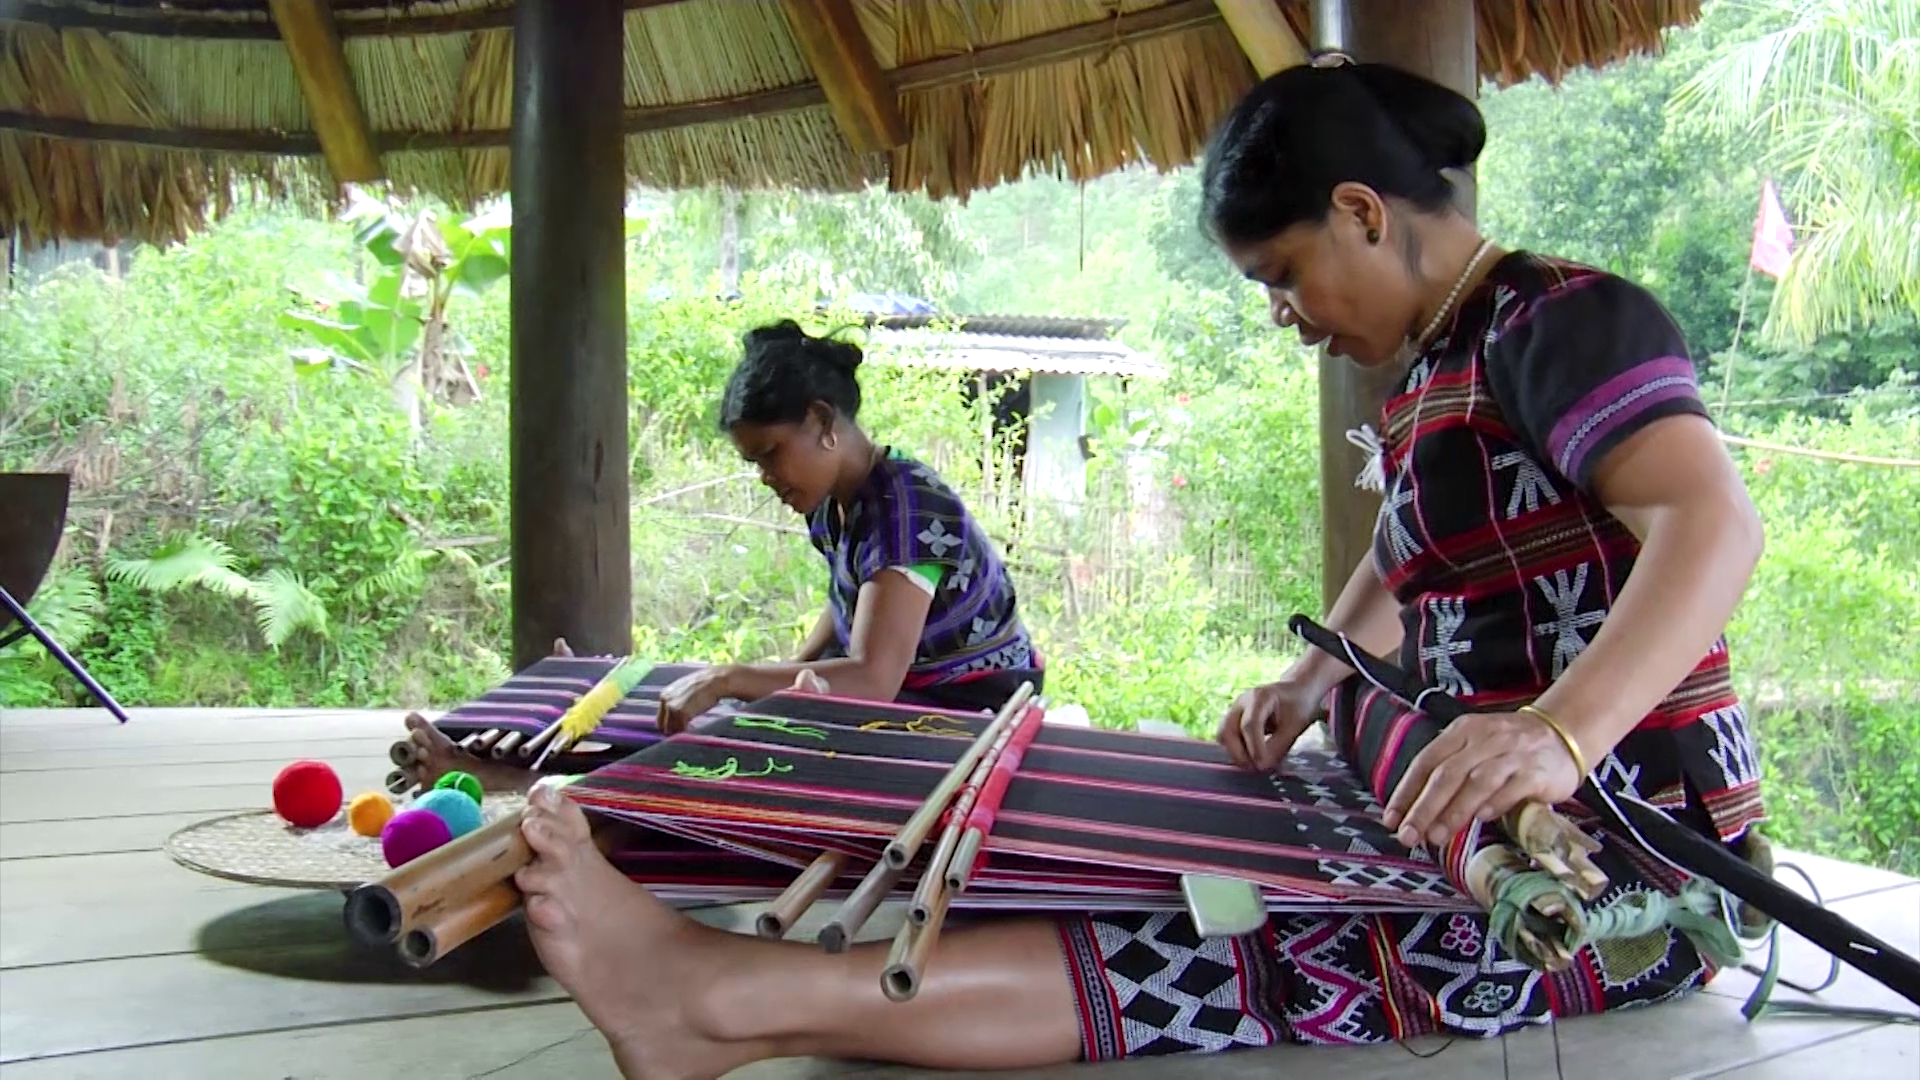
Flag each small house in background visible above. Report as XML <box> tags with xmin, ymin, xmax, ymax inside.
<box><xmin>860</xmin><ymin>313</ymin><xmax>1167</xmax><ymax>508</ymax></box>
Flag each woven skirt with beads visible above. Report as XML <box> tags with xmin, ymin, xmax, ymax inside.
<box><xmin>1052</xmin><ymin>677</ymin><xmax>1729</xmax><ymax>1061</ymax></box>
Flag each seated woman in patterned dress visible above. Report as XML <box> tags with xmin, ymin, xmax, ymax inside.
<box><xmin>501</xmin><ymin>61</ymin><xmax>1768</xmax><ymax>1079</ymax></box>
<box><xmin>651</xmin><ymin>319</ymin><xmax>1044</xmax><ymax>731</ymax></box>
<box><xmin>402</xmin><ymin>321</ymin><xmax>1042</xmax><ymax>789</ymax></box>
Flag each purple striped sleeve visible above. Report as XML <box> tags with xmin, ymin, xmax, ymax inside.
<box><xmin>1548</xmin><ymin>356</ymin><xmax>1702</xmax><ymax>481</ymax></box>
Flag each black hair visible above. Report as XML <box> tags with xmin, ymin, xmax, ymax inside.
<box><xmin>718</xmin><ymin>320</ymin><xmax>864</xmax><ymax>430</ymax></box>
<box><xmin>1200</xmin><ymin>61</ymin><xmax>1487</xmax><ymax>246</ymax></box>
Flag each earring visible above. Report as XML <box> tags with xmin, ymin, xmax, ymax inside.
<box><xmin>1366</xmin><ymin>228</ymin><xmax>1381</xmax><ymax>245</ymax></box>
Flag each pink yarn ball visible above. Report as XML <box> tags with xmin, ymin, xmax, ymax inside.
<box><xmin>380</xmin><ymin>807</ymin><xmax>452</xmax><ymax>868</ymax></box>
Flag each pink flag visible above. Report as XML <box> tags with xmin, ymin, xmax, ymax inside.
<box><xmin>1750</xmin><ymin>178</ymin><xmax>1793</xmax><ymax>279</ymax></box>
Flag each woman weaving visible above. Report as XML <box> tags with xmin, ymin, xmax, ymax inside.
<box><xmin>507</xmin><ymin>60</ymin><xmax>1768</xmax><ymax>1077</ymax></box>
<box><xmin>404</xmin><ymin>321</ymin><xmax>1042</xmax><ymax>789</ymax></box>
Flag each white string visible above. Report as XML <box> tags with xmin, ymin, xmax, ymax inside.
<box><xmin>1346</xmin><ymin>424</ymin><xmax>1387</xmax><ymax>493</ymax></box>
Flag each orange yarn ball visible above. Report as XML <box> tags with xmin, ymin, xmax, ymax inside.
<box><xmin>347</xmin><ymin>792</ymin><xmax>396</xmax><ymax>837</ymax></box>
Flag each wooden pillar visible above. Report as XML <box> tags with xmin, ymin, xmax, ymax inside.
<box><xmin>1311</xmin><ymin>0</ymin><xmax>1476</xmax><ymax>612</ymax></box>
<box><xmin>509</xmin><ymin>0</ymin><xmax>631</xmax><ymax>671</ymax></box>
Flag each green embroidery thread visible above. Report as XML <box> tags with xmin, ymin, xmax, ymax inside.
<box><xmin>733</xmin><ymin>716</ymin><xmax>830</xmax><ymax>740</ymax></box>
<box><xmin>671</xmin><ymin>756</ymin><xmax>794</xmax><ymax>781</ymax></box>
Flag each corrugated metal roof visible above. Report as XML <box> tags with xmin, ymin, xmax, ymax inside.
<box><xmin>866</xmin><ymin>328</ymin><xmax>1167</xmax><ymax>379</ymax></box>
<box><xmin>859</xmin><ymin>313</ymin><xmax>1128</xmax><ymax>340</ymax></box>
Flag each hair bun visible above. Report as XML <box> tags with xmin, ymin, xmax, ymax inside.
<box><xmin>1347</xmin><ymin>63</ymin><xmax>1485</xmax><ymax>173</ymax></box>
<box><xmin>743</xmin><ymin>320</ymin><xmax>862</xmax><ymax>373</ymax></box>
<box><xmin>808</xmin><ymin>336</ymin><xmax>863</xmax><ymax>373</ymax></box>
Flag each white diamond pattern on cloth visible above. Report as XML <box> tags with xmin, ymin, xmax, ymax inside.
<box><xmin>1316</xmin><ymin>859</ymin><xmax>1453</xmax><ymax>897</ymax></box>
<box><xmin>1090</xmin><ymin>916</ymin><xmax>1276</xmax><ymax>1054</ymax></box>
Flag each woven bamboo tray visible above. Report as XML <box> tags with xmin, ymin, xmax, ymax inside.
<box><xmin>166</xmin><ymin>794</ymin><xmax>527</xmax><ymax>891</ymax></box>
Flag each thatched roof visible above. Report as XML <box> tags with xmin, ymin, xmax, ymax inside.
<box><xmin>1</xmin><ymin>0</ymin><xmax>1700</xmax><ymax>248</ymax></box>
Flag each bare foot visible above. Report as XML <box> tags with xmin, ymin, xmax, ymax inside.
<box><xmin>403</xmin><ymin>714</ymin><xmax>535</xmax><ymax>794</ymax></box>
<box><xmin>516</xmin><ymin>786</ymin><xmax>759</xmax><ymax>1079</ymax></box>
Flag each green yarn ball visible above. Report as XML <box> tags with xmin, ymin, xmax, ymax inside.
<box><xmin>433</xmin><ymin>770</ymin><xmax>484</xmax><ymax>805</ymax></box>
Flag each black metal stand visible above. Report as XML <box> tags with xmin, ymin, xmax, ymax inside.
<box><xmin>0</xmin><ymin>584</ymin><xmax>129</xmax><ymax>723</ymax></box>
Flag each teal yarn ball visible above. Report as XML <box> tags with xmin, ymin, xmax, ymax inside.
<box><xmin>413</xmin><ymin>788</ymin><xmax>484</xmax><ymax>839</ymax></box>
<box><xmin>433</xmin><ymin>770</ymin><xmax>484</xmax><ymax>805</ymax></box>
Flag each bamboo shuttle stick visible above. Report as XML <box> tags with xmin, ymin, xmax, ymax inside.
<box><xmin>816</xmin><ymin>858</ymin><xmax>905</xmax><ymax>954</ymax></box>
<box><xmin>344</xmin><ymin>807</ymin><xmax>532</xmax><ymax>946</ymax></box>
<box><xmin>472</xmin><ymin>728</ymin><xmax>506</xmax><ymax>754</ymax></box>
<box><xmin>490</xmin><ymin>731</ymin><xmax>526</xmax><ymax>759</ymax></box>
<box><xmin>457</xmin><ymin>732</ymin><xmax>487</xmax><ymax>751</ymax></box>
<box><xmin>882</xmin><ymin>876</ymin><xmax>953</xmax><ymax>1003</ymax></box>
<box><xmin>909</xmin><ymin>707</ymin><xmax>1029</xmax><ymax>924</ymax></box>
<box><xmin>945</xmin><ymin>828</ymin><xmax>987</xmax><ymax>892</ymax></box>
<box><xmin>529</xmin><ymin>727</ymin><xmax>579</xmax><ymax>771</ymax></box>
<box><xmin>882</xmin><ymin>681</ymin><xmax>1033</xmax><ymax>870</ymax></box>
<box><xmin>397</xmin><ymin>878</ymin><xmax>522</xmax><ymax>967</ymax></box>
<box><xmin>517</xmin><ymin>717</ymin><xmax>564</xmax><ymax>759</ymax></box>
<box><xmin>909</xmin><ymin>826</ymin><xmax>963</xmax><ymax>925</ymax></box>
<box><xmin>756</xmin><ymin>850</ymin><xmax>850</xmax><ymax>939</ymax></box>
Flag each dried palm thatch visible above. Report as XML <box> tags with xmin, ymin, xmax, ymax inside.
<box><xmin>0</xmin><ymin>0</ymin><xmax>1699</xmax><ymax>249</ymax></box>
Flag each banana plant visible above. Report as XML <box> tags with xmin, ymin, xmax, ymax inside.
<box><xmin>280</xmin><ymin>193</ymin><xmax>511</xmax><ymax>433</ymax></box>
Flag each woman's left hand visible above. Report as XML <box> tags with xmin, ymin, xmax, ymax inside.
<box><xmin>1382</xmin><ymin>711</ymin><xmax>1583</xmax><ymax>850</ymax></box>
<box><xmin>658</xmin><ymin>666</ymin><xmax>737</xmax><ymax>735</ymax></box>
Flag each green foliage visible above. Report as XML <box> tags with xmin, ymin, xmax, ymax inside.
<box><xmin>105</xmin><ymin>536</ymin><xmax>328</xmax><ymax>650</ymax></box>
<box><xmin>1671</xmin><ymin>0</ymin><xmax>1920</xmax><ymax>344</ymax></box>
<box><xmin>3</xmin><ymin>9</ymin><xmax>1917</xmax><ymax>883</ymax></box>
<box><xmin>0</xmin><ymin>565</ymin><xmax>104</xmax><ymax>707</ymax></box>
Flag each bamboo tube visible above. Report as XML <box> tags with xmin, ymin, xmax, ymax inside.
<box><xmin>909</xmin><ymin>714</ymin><xmax>1023</xmax><ymax>923</ymax></box>
<box><xmin>882</xmin><ymin>877</ymin><xmax>952</xmax><ymax>1002</ymax></box>
<box><xmin>882</xmin><ymin>681</ymin><xmax>1032</xmax><ymax>869</ymax></box>
<box><xmin>909</xmin><ymin>826</ymin><xmax>963</xmax><ymax>926</ymax></box>
<box><xmin>490</xmin><ymin>731</ymin><xmax>526</xmax><ymax>759</ymax></box>
<box><xmin>472</xmin><ymin>728</ymin><xmax>507</xmax><ymax>754</ymax></box>
<box><xmin>389</xmin><ymin>738</ymin><xmax>419</xmax><ymax>768</ymax></box>
<box><xmin>517</xmin><ymin>717</ymin><xmax>564</xmax><ymax>760</ymax></box>
<box><xmin>397</xmin><ymin>879</ymin><xmax>523</xmax><ymax>967</ymax></box>
<box><xmin>945</xmin><ymin>827</ymin><xmax>987</xmax><ymax>892</ymax></box>
<box><xmin>816</xmin><ymin>859</ymin><xmax>905</xmax><ymax>954</ymax></box>
<box><xmin>385</xmin><ymin>768</ymin><xmax>421</xmax><ymax>798</ymax></box>
<box><xmin>344</xmin><ymin>807</ymin><xmax>532</xmax><ymax>946</ymax></box>
<box><xmin>756</xmin><ymin>850</ymin><xmax>849</xmax><ymax>940</ymax></box>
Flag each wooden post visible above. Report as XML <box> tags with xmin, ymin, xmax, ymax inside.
<box><xmin>1310</xmin><ymin>0</ymin><xmax>1477</xmax><ymax>612</ymax></box>
<box><xmin>778</xmin><ymin>0</ymin><xmax>906</xmax><ymax>154</ymax></box>
<box><xmin>267</xmin><ymin>0</ymin><xmax>383</xmax><ymax>183</ymax></box>
<box><xmin>1213</xmin><ymin>0</ymin><xmax>1309</xmax><ymax>76</ymax></box>
<box><xmin>509</xmin><ymin>0</ymin><xmax>632</xmax><ymax>671</ymax></box>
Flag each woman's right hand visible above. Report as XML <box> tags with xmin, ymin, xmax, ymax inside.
<box><xmin>1217</xmin><ymin>676</ymin><xmax>1328</xmax><ymax>772</ymax></box>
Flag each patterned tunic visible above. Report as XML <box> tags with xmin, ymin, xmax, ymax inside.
<box><xmin>807</xmin><ymin>448</ymin><xmax>1042</xmax><ymax>709</ymax></box>
<box><xmin>1054</xmin><ymin>253</ymin><xmax>1762</xmax><ymax>1059</ymax></box>
<box><xmin>1344</xmin><ymin>251</ymin><xmax>1764</xmax><ymax>843</ymax></box>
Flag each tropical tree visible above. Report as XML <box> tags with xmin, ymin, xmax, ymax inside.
<box><xmin>1671</xmin><ymin>0</ymin><xmax>1920</xmax><ymax>345</ymax></box>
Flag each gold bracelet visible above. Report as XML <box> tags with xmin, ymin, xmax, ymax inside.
<box><xmin>1518</xmin><ymin>704</ymin><xmax>1588</xmax><ymax>776</ymax></box>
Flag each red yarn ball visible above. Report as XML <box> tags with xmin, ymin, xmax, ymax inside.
<box><xmin>272</xmin><ymin>760</ymin><xmax>342</xmax><ymax>828</ymax></box>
